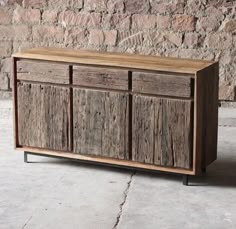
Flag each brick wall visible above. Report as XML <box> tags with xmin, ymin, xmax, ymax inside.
<box><xmin>0</xmin><ymin>0</ymin><xmax>236</xmax><ymax>101</ymax></box>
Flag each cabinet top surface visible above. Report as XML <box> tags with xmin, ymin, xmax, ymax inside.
<box><xmin>13</xmin><ymin>47</ymin><xmax>216</xmax><ymax>74</ymax></box>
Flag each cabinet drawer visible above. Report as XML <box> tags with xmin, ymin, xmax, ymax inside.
<box><xmin>73</xmin><ymin>88</ymin><xmax>129</xmax><ymax>159</ymax></box>
<box><xmin>132</xmin><ymin>95</ymin><xmax>192</xmax><ymax>169</ymax></box>
<box><xmin>132</xmin><ymin>72</ymin><xmax>192</xmax><ymax>97</ymax></box>
<box><xmin>17</xmin><ymin>60</ymin><xmax>70</xmax><ymax>84</ymax></box>
<box><xmin>73</xmin><ymin>66</ymin><xmax>129</xmax><ymax>90</ymax></box>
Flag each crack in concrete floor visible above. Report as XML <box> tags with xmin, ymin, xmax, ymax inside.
<box><xmin>112</xmin><ymin>171</ymin><xmax>135</xmax><ymax>229</ymax></box>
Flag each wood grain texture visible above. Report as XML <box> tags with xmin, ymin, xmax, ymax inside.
<box><xmin>17</xmin><ymin>60</ymin><xmax>70</xmax><ymax>84</ymax></box>
<box><xmin>17</xmin><ymin>82</ymin><xmax>71</xmax><ymax>151</ymax></box>
<box><xmin>132</xmin><ymin>95</ymin><xmax>192</xmax><ymax>169</ymax></box>
<box><xmin>132</xmin><ymin>71</ymin><xmax>192</xmax><ymax>97</ymax></box>
<box><xmin>13</xmin><ymin>47</ymin><xmax>215</xmax><ymax>74</ymax></box>
<box><xmin>73</xmin><ymin>66</ymin><xmax>128</xmax><ymax>90</ymax></box>
<box><xmin>193</xmin><ymin>62</ymin><xmax>219</xmax><ymax>174</ymax></box>
<box><xmin>73</xmin><ymin>88</ymin><xmax>129</xmax><ymax>160</ymax></box>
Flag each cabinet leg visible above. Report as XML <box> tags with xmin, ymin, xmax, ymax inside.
<box><xmin>24</xmin><ymin>152</ymin><xmax>28</xmax><ymax>163</ymax></box>
<box><xmin>183</xmin><ymin>175</ymin><xmax>189</xmax><ymax>186</ymax></box>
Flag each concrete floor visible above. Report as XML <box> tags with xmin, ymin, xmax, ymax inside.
<box><xmin>0</xmin><ymin>100</ymin><xmax>236</xmax><ymax>229</ymax></box>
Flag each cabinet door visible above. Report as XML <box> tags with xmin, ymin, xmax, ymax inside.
<box><xmin>132</xmin><ymin>95</ymin><xmax>192</xmax><ymax>169</ymax></box>
<box><xmin>73</xmin><ymin>88</ymin><xmax>129</xmax><ymax>160</ymax></box>
<box><xmin>17</xmin><ymin>82</ymin><xmax>71</xmax><ymax>151</ymax></box>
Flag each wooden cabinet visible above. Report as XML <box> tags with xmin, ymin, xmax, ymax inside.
<box><xmin>12</xmin><ymin>48</ymin><xmax>219</xmax><ymax>184</ymax></box>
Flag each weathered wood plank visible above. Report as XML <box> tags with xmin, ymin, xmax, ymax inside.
<box><xmin>132</xmin><ymin>72</ymin><xmax>192</xmax><ymax>97</ymax></box>
<box><xmin>17</xmin><ymin>82</ymin><xmax>71</xmax><ymax>151</ymax></box>
<box><xmin>17</xmin><ymin>60</ymin><xmax>70</xmax><ymax>84</ymax></box>
<box><xmin>13</xmin><ymin>47</ymin><xmax>215</xmax><ymax>74</ymax></box>
<box><xmin>73</xmin><ymin>88</ymin><xmax>129</xmax><ymax>160</ymax></box>
<box><xmin>73</xmin><ymin>66</ymin><xmax>129</xmax><ymax>90</ymax></box>
<box><xmin>132</xmin><ymin>95</ymin><xmax>192</xmax><ymax>169</ymax></box>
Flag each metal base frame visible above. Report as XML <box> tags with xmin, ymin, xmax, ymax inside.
<box><xmin>24</xmin><ymin>151</ymin><xmax>206</xmax><ymax>186</ymax></box>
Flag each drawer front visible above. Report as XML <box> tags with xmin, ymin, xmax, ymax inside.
<box><xmin>132</xmin><ymin>72</ymin><xmax>192</xmax><ymax>97</ymax></box>
<box><xmin>17</xmin><ymin>82</ymin><xmax>71</xmax><ymax>151</ymax></box>
<box><xmin>17</xmin><ymin>60</ymin><xmax>70</xmax><ymax>84</ymax></box>
<box><xmin>73</xmin><ymin>66</ymin><xmax>129</xmax><ymax>90</ymax></box>
<box><xmin>132</xmin><ymin>95</ymin><xmax>192</xmax><ymax>169</ymax></box>
<box><xmin>73</xmin><ymin>88</ymin><xmax>129</xmax><ymax>160</ymax></box>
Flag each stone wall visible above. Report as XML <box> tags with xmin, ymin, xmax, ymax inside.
<box><xmin>0</xmin><ymin>0</ymin><xmax>235</xmax><ymax>101</ymax></box>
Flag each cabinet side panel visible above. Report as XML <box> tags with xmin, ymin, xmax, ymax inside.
<box><xmin>132</xmin><ymin>95</ymin><xmax>192</xmax><ymax>169</ymax></box>
<box><xmin>17</xmin><ymin>82</ymin><xmax>71</xmax><ymax>151</ymax></box>
<box><xmin>73</xmin><ymin>89</ymin><xmax>129</xmax><ymax>160</ymax></box>
<box><xmin>195</xmin><ymin>63</ymin><xmax>219</xmax><ymax>171</ymax></box>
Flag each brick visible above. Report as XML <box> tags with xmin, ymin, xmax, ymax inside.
<box><xmin>59</xmin><ymin>11</ymin><xmax>101</xmax><ymax>28</ymax></box>
<box><xmin>125</xmin><ymin>0</ymin><xmax>149</xmax><ymax>14</ymax></box>
<box><xmin>0</xmin><ymin>25</ymin><xmax>30</xmax><ymax>40</ymax></box>
<box><xmin>222</xmin><ymin>19</ymin><xmax>236</xmax><ymax>32</ymax></box>
<box><xmin>151</xmin><ymin>0</ymin><xmax>185</xmax><ymax>14</ymax></box>
<box><xmin>88</xmin><ymin>29</ymin><xmax>117</xmax><ymax>46</ymax></box>
<box><xmin>132</xmin><ymin>14</ymin><xmax>156</xmax><ymax>30</ymax></box>
<box><xmin>0</xmin><ymin>0</ymin><xmax>22</xmax><ymax>6</ymax></box>
<box><xmin>13</xmin><ymin>7</ymin><xmax>40</xmax><ymax>24</ymax></box>
<box><xmin>88</xmin><ymin>29</ymin><xmax>104</xmax><ymax>46</ymax></box>
<box><xmin>184</xmin><ymin>33</ymin><xmax>200</xmax><ymax>48</ymax></box>
<box><xmin>118</xmin><ymin>30</ymin><xmax>143</xmax><ymax>47</ymax></box>
<box><xmin>104</xmin><ymin>30</ymin><xmax>117</xmax><ymax>46</ymax></box>
<box><xmin>0</xmin><ymin>73</ymin><xmax>9</xmax><ymax>90</ymax></box>
<box><xmin>84</xmin><ymin>0</ymin><xmax>107</xmax><ymax>12</ymax></box>
<box><xmin>13</xmin><ymin>41</ymin><xmax>35</xmax><ymax>52</ymax></box>
<box><xmin>48</xmin><ymin>0</ymin><xmax>82</xmax><ymax>9</ymax></box>
<box><xmin>217</xmin><ymin>50</ymin><xmax>234</xmax><ymax>65</ymax></box>
<box><xmin>64</xmin><ymin>28</ymin><xmax>86</xmax><ymax>45</ymax></box>
<box><xmin>107</xmin><ymin>0</ymin><xmax>124</xmax><ymax>13</ymax></box>
<box><xmin>143</xmin><ymin>31</ymin><xmax>164</xmax><ymax>47</ymax></box>
<box><xmin>156</xmin><ymin>15</ymin><xmax>171</xmax><ymax>29</ymax></box>
<box><xmin>219</xmin><ymin>83</ymin><xmax>236</xmax><ymax>100</ymax></box>
<box><xmin>172</xmin><ymin>15</ymin><xmax>196</xmax><ymax>31</ymax></box>
<box><xmin>165</xmin><ymin>33</ymin><xmax>183</xmax><ymax>47</ymax></box>
<box><xmin>1</xmin><ymin>58</ymin><xmax>11</xmax><ymax>73</ymax></box>
<box><xmin>206</xmin><ymin>33</ymin><xmax>232</xmax><ymax>50</ymax></box>
<box><xmin>32</xmin><ymin>25</ymin><xmax>64</xmax><ymax>42</ymax></box>
<box><xmin>0</xmin><ymin>41</ymin><xmax>12</xmax><ymax>57</ymax></box>
<box><xmin>42</xmin><ymin>10</ymin><xmax>58</xmax><ymax>23</ymax></box>
<box><xmin>103</xmin><ymin>14</ymin><xmax>130</xmax><ymax>30</ymax></box>
<box><xmin>0</xmin><ymin>8</ymin><xmax>12</xmax><ymax>24</ymax></box>
<box><xmin>185</xmin><ymin>0</ymin><xmax>207</xmax><ymax>16</ymax></box>
<box><xmin>197</xmin><ymin>7</ymin><xmax>224</xmax><ymax>31</ymax></box>
<box><xmin>23</xmin><ymin>0</ymin><xmax>46</xmax><ymax>7</ymax></box>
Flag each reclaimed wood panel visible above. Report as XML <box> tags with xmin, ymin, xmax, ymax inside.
<box><xmin>73</xmin><ymin>88</ymin><xmax>129</xmax><ymax>160</ymax></box>
<box><xmin>132</xmin><ymin>72</ymin><xmax>192</xmax><ymax>97</ymax></box>
<box><xmin>132</xmin><ymin>95</ymin><xmax>192</xmax><ymax>169</ymax></box>
<box><xmin>17</xmin><ymin>82</ymin><xmax>71</xmax><ymax>151</ymax></box>
<box><xmin>73</xmin><ymin>66</ymin><xmax>129</xmax><ymax>90</ymax></box>
<box><xmin>13</xmin><ymin>47</ymin><xmax>215</xmax><ymax>74</ymax></box>
<box><xmin>17</xmin><ymin>60</ymin><xmax>70</xmax><ymax>84</ymax></box>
